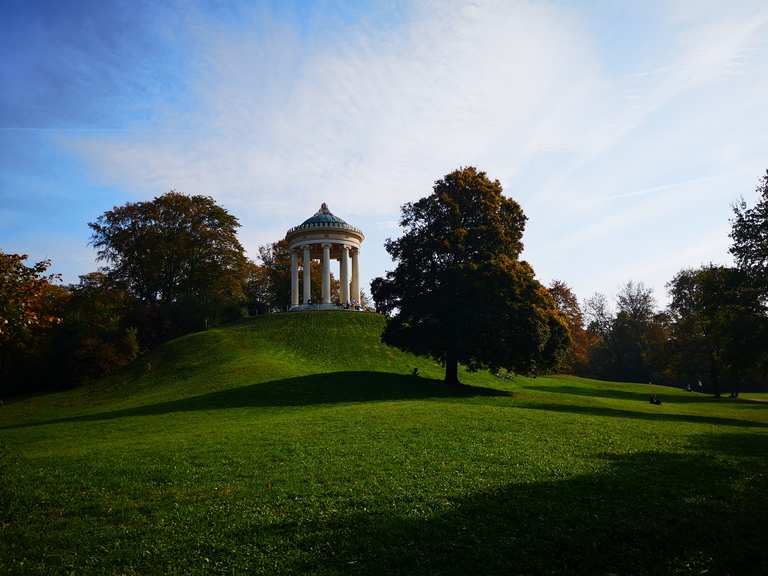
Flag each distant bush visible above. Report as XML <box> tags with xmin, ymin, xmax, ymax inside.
<box><xmin>70</xmin><ymin>327</ymin><xmax>139</xmax><ymax>380</ymax></box>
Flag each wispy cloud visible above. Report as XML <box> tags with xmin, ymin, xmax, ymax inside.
<box><xmin>603</xmin><ymin>175</ymin><xmax>716</xmax><ymax>201</ymax></box>
<box><xmin>70</xmin><ymin>1</ymin><xmax>602</xmax><ymax>214</ymax></box>
<box><xmin>65</xmin><ymin>0</ymin><xmax>768</xmax><ymax>302</ymax></box>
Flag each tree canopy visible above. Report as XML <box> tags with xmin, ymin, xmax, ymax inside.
<box><xmin>371</xmin><ymin>167</ymin><xmax>569</xmax><ymax>385</ymax></box>
<box><xmin>668</xmin><ymin>265</ymin><xmax>767</xmax><ymax>396</ymax></box>
<box><xmin>731</xmin><ymin>170</ymin><xmax>768</xmax><ymax>289</ymax></box>
<box><xmin>7</xmin><ymin>169</ymin><xmax>768</xmax><ymax>397</ymax></box>
<box><xmin>548</xmin><ymin>280</ymin><xmax>589</xmax><ymax>373</ymax></box>
<box><xmin>52</xmin><ymin>272</ymin><xmax>139</xmax><ymax>382</ymax></box>
<box><xmin>246</xmin><ymin>240</ymin><xmax>340</xmax><ymax>313</ymax></box>
<box><xmin>89</xmin><ymin>191</ymin><xmax>247</xmax><ymax>332</ymax></box>
<box><xmin>0</xmin><ymin>252</ymin><xmax>68</xmax><ymax>394</ymax></box>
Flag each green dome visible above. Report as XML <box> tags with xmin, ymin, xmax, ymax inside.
<box><xmin>287</xmin><ymin>203</ymin><xmax>363</xmax><ymax>237</ymax></box>
<box><xmin>299</xmin><ymin>203</ymin><xmax>349</xmax><ymax>227</ymax></box>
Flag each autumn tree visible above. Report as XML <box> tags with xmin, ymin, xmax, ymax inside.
<box><xmin>51</xmin><ymin>273</ymin><xmax>139</xmax><ymax>382</ymax></box>
<box><xmin>371</xmin><ymin>167</ymin><xmax>569</xmax><ymax>385</ymax></box>
<box><xmin>242</xmin><ymin>259</ymin><xmax>272</xmax><ymax>315</ymax></box>
<box><xmin>254</xmin><ymin>241</ymin><xmax>292</xmax><ymax>312</ymax></box>
<box><xmin>89</xmin><ymin>191</ymin><xmax>247</xmax><ymax>336</ymax></box>
<box><xmin>0</xmin><ymin>252</ymin><xmax>68</xmax><ymax>394</ymax></box>
<box><xmin>249</xmin><ymin>240</ymin><xmax>340</xmax><ymax>312</ymax></box>
<box><xmin>548</xmin><ymin>280</ymin><xmax>589</xmax><ymax>373</ymax></box>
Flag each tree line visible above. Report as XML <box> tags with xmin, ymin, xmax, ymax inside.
<box><xmin>0</xmin><ymin>192</ymin><xmax>344</xmax><ymax>396</ymax></box>
<box><xmin>371</xmin><ymin>168</ymin><xmax>768</xmax><ymax>391</ymax></box>
<box><xmin>1</xmin><ymin>170</ymin><xmax>766</xmax><ymax>396</ymax></box>
<box><xmin>546</xmin><ymin>171</ymin><xmax>768</xmax><ymax>395</ymax></box>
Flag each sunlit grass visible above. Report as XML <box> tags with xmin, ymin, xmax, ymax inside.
<box><xmin>1</xmin><ymin>312</ymin><xmax>766</xmax><ymax>574</ymax></box>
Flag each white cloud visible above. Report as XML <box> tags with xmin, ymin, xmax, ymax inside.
<box><xmin>70</xmin><ymin>1</ymin><xmax>602</xmax><ymax>214</ymax></box>
<box><xmin>67</xmin><ymin>0</ymin><xmax>768</xmax><ymax>302</ymax></box>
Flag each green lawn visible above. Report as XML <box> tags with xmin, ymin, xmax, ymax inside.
<box><xmin>1</xmin><ymin>312</ymin><xmax>766</xmax><ymax>575</ymax></box>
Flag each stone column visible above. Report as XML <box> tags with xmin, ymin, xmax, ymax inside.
<box><xmin>351</xmin><ymin>247</ymin><xmax>360</xmax><ymax>306</ymax></box>
<box><xmin>321</xmin><ymin>244</ymin><xmax>331</xmax><ymax>304</ymax></box>
<box><xmin>290</xmin><ymin>250</ymin><xmax>299</xmax><ymax>308</ymax></box>
<box><xmin>340</xmin><ymin>245</ymin><xmax>350</xmax><ymax>305</ymax></box>
<box><xmin>302</xmin><ymin>245</ymin><xmax>311</xmax><ymax>305</ymax></box>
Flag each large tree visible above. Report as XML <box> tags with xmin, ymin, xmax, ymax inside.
<box><xmin>668</xmin><ymin>265</ymin><xmax>767</xmax><ymax>396</ymax></box>
<box><xmin>731</xmin><ymin>170</ymin><xmax>768</xmax><ymax>291</ymax></box>
<box><xmin>616</xmin><ymin>281</ymin><xmax>655</xmax><ymax>322</ymax></box>
<box><xmin>581</xmin><ymin>283</ymin><xmax>669</xmax><ymax>383</ymax></box>
<box><xmin>611</xmin><ymin>281</ymin><xmax>657</xmax><ymax>381</ymax></box>
<box><xmin>89</xmin><ymin>192</ymin><xmax>247</xmax><ymax>332</ymax></box>
<box><xmin>371</xmin><ymin>167</ymin><xmax>569</xmax><ymax>385</ymax></box>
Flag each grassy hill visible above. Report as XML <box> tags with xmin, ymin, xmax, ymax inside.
<box><xmin>1</xmin><ymin>311</ymin><xmax>766</xmax><ymax>575</ymax></box>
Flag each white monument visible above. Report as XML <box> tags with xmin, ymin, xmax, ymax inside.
<box><xmin>285</xmin><ymin>203</ymin><xmax>364</xmax><ymax>310</ymax></box>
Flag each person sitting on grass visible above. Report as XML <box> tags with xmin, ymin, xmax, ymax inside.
<box><xmin>649</xmin><ymin>394</ymin><xmax>662</xmax><ymax>406</ymax></box>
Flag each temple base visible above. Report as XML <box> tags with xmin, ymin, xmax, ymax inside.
<box><xmin>289</xmin><ymin>303</ymin><xmax>363</xmax><ymax>312</ymax></box>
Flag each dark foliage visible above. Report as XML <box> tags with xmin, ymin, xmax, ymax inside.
<box><xmin>372</xmin><ymin>167</ymin><xmax>569</xmax><ymax>384</ymax></box>
<box><xmin>731</xmin><ymin>170</ymin><xmax>768</xmax><ymax>290</ymax></box>
<box><xmin>246</xmin><ymin>240</ymin><xmax>340</xmax><ymax>313</ymax></box>
<box><xmin>49</xmin><ymin>273</ymin><xmax>139</xmax><ymax>384</ymax></box>
<box><xmin>582</xmin><ymin>282</ymin><xmax>669</xmax><ymax>383</ymax></box>
<box><xmin>667</xmin><ymin>265</ymin><xmax>767</xmax><ymax>395</ymax></box>
<box><xmin>0</xmin><ymin>252</ymin><xmax>68</xmax><ymax>395</ymax></box>
<box><xmin>89</xmin><ymin>191</ymin><xmax>248</xmax><ymax>341</ymax></box>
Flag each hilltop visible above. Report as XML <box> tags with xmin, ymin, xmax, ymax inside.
<box><xmin>1</xmin><ymin>312</ymin><xmax>767</xmax><ymax>575</ymax></box>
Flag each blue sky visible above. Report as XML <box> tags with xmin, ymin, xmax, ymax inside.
<box><xmin>2</xmin><ymin>0</ymin><xmax>767</xmax><ymax>307</ymax></box>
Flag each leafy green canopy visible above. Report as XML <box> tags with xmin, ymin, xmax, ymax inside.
<box><xmin>668</xmin><ymin>265</ymin><xmax>767</xmax><ymax>395</ymax></box>
<box><xmin>372</xmin><ymin>167</ymin><xmax>569</xmax><ymax>383</ymax></box>
<box><xmin>89</xmin><ymin>192</ymin><xmax>247</xmax><ymax>331</ymax></box>
<box><xmin>731</xmin><ymin>170</ymin><xmax>768</xmax><ymax>287</ymax></box>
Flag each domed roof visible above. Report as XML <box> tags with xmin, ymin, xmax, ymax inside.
<box><xmin>300</xmin><ymin>203</ymin><xmax>348</xmax><ymax>227</ymax></box>
<box><xmin>286</xmin><ymin>203</ymin><xmax>363</xmax><ymax>237</ymax></box>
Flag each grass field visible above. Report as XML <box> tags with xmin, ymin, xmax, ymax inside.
<box><xmin>1</xmin><ymin>311</ymin><xmax>766</xmax><ymax>575</ymax></box>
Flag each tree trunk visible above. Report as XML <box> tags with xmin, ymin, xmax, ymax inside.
<box><xmin>445</xmin><ymin>349</ymin><xmax>460</xmax><ymax>386</ymax></box>
<box><xmin>710</xmin><ymin>352</ymin><xmax>721</xmax><ymax>398</ymax></box>
<box><xmin>731</xmin><ymin>370</ymin><xmax>740</xmax><ymax>398</ymax></box>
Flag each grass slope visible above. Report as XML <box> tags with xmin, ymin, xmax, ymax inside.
<box><xmin>1</xmin><ymin>311</ymin><xmax>766</xmax><ymax>575</ymax></box>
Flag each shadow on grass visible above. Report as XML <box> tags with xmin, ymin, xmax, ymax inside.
<box><xmin>515</xmin><ymin>402</ymin><xmax>768</xmax><ymax>428</ymax></box>
<box><xmin>1</xmin><ymin>372</ymin><xmax>507</xmax><ymax>430</ymax></box>
<box><xmin>524</xmin><ymin>384</ymin><xmax>768</xmax><ymax>406</ymax></box>
<box><xmin>263</xmin><ymin>434</ymin><xmax>768</xmax><ymax>575</ymax></box>
<box><xmin>692</xmin><ymin>431</ymin><xmax>768</xmax><ymax>458</ymax></box>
